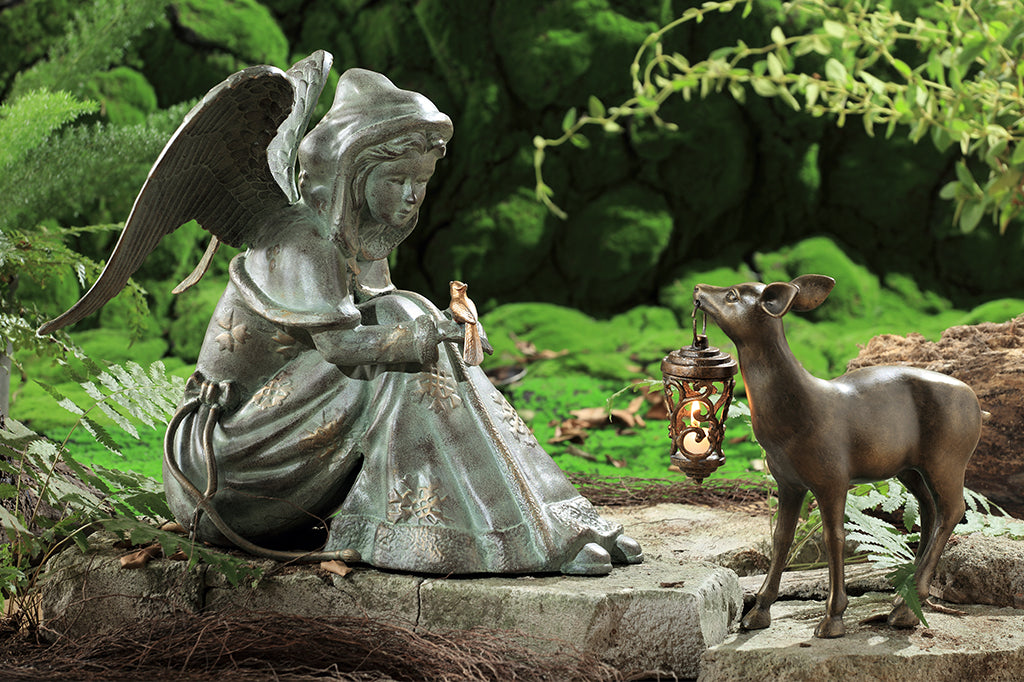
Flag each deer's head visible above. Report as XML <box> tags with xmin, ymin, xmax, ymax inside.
<box><xmin>694</xmin><ymin>274</ymin><xmax>835</xmax><ymax>346</ymax></box>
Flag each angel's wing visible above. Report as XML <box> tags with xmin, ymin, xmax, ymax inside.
<box><xmin>38</xmin><ymin>51</ymin><xmax>334</xmax><ymax>336</ymax></box>
<box><xmin>269</xmin><ymin>50</ymin><xmax>333</xmax><ymax>203</ymax></box>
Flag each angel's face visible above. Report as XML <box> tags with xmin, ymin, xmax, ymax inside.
<box><xmin>360</xmin><ymin>151</ymin><xmax>438</xmax><ymax>259</ymax></box>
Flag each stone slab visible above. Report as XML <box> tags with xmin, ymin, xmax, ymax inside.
<box><xmin>38</xmin><ymin>509</ymin><xmax>746</xmax><ymax>678</ymax></box>
<box><xmin>39</xmin><ymin>533</ymin><xmax>205</xmax><ymax>639</ymax></box>
<box><xmin>700</xmin><ymin>592</ymin><xmax>1024</xmax><ymax>682</ymax></box>
<box><xmin>419</xmin><ymin>559</ymin><xmax>740</xmax><ymax>678</ymax></box>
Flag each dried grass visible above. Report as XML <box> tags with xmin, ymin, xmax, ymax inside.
<box><xmin>569</xmin><ymin>473</ymin><xmax>771</xmax><ymax>513</ymax></box>
<box><xmin>2</xmin><ymin>610</ymin><xmax>652</xmax><ymax>681</ymax></box>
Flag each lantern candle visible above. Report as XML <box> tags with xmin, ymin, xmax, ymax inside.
<box><xmin>681</xmin><ymin>402</ymin><xmax>711</xmax><ymax>455</ymax></box>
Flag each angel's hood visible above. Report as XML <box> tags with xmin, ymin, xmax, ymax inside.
<box><xmin>297</xmin><ymin>68</ymin><xmax>453</xmax><ymax>256</ymax></box>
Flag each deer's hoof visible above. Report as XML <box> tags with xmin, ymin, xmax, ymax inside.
<box><xmin>740</xmin><ymin>606</ymin><xmax>771</xmax><ymax>631</ymax></box>
<box><xmin>814</xmin><ymin>615</ymin><xmax>846</xmax><ymax>638</ymax></box>
<box><xmin>887</xmin><ymin>603</ymin><xmax>920</xmax><ymax>629</ymax></box>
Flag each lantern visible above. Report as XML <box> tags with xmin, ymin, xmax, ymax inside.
<box><xmin>661</xmin><ymin>311</ymin><xmax>737</xmax><ymax>483</ymax></box>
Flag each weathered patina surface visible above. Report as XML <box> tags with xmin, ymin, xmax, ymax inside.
<box><xmin>40</xmin><ymin>52</ymin><xmax>642</xmax><ymax>576</ymax></box>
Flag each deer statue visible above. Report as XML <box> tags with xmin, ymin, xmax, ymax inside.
<box><xmin>694</xmin><ymin>274</ymin><xmax>982</xmax><ymax>638</ymax></box>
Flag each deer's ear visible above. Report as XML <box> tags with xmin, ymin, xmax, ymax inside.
<box><xmin>790</xmin><ymin>274</ymin><xmax>835</xmax><ymax>312</ymax></box>
<box><xmin>761</xmin><ymin>282</ymin><xmax>799</xmax><ymax>318</ymax></box>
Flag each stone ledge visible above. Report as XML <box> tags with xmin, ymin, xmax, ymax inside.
<box><xmin>39</xmin><ymin>526</ymin><xmax>742</xmax><ymax>678</ymax></box>
<box><xmin>700</xmin><ymin>592</ymin><xmax>1024</xmax><ymax>682</ymax></box>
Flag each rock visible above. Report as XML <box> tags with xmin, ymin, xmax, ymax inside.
<box><xmin>932</xmin><ymin>533</ymin><xmax>1024</xmax><ymax>608</ymax></box>
<box><xmin>419</xmin><ymin>561</ymin><xmax>740</xmax><ymax>679</ymax></box>
<box><xmin>847</xmin><ymin>316</ymin><xmax>1024</xmax><ymax>516</ymax></box>
<box><xmin>738</xmin><ymin>564</ymin><xmax>893</xmax><ymax>605</ymax></box>
<box><xmin>39</xmin><ymin>533</ymin><xmax>204</xmax><ymax>640</ymax></box>
<box><xmin>603</xmin><ymin>502</ymin><xmax>769</xmax><ymax>575</ymax></box>
<box><xmin>555</xmin><ymin>184</ymin><xmax>674</xmax><ymax>313</ymax></box>
<box><xmin>700</xmin><ymin>592</ymin><xmax>1024</xmax><ymax>682</ymax></box>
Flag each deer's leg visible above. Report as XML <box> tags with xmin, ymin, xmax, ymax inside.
<box><xmin>896</xmin><ymin>469</ymin><xmax>935</xmax><ymax>566</ymax></box>
<box><xmin>814</xmin><ymin>485</ymin><xmax>849</xmax><ymax>638</ymax></box>
<box><xmin>741</xmin><ymin>482</ymin><xmax>805</xmax><ymax>631</ymax></box>
<box><xmin>889</xmin><ymin>468</ymin><xmax>966</xmax><ymax>629</ymax></box>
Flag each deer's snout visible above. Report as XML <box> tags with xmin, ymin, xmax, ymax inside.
<box><xmin>693</xmin><ymin>283</ymin><xmax>722</xmax><ymax>317</ymax></box>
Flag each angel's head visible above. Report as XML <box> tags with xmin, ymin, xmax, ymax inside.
<box><xmin>296</xmin><ymin>68</ymin><xmax>452</xmax><ymax>260</ymax></box>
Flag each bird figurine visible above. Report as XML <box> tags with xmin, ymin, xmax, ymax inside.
<box><xmin>449</xmin><ymin>280</ymin><xmax>484</xmax><ymax>366</ymax></box>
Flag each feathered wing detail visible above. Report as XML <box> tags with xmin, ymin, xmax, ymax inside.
<box><xmin>39</xmin><ymin>52</ymin><xmax>335</xmax><ymax>335</ymax></box>
<box><xmin>172</xmin><ymin>51</ymin><xmax>333</xmax><ymax>295</ymax></box>
<box><xmin>268</xmin><ymin>50</ymin><xmax>334</xmax><ymax>203</ymax></box>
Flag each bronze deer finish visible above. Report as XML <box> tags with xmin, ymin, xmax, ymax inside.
<box><xmin>694</xmin><ymin>275</ymin><xmax>982</xmax><ymax>638</ymax></box>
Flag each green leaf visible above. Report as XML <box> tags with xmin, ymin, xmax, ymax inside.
<box><xmin>959</xmin><ymin>199</ymin><xmax>986</xmax><ymax>233</ymax></box>
<box><xmin>0</xmin><ymin>91</ymin><xmax>99</xmax><ymax>171</ymax></box>
<box><xmin>751</xmin><ymin>77</ymin><xmax>779</xmax><ymax>97</ymax></box>
<box><xmin>859</xmin><ymin>71</ymin><xmax>887</xmax><ymax>95</ymax></box>
<box><xmin>562</xmin><ymin>108</ymin><xmax>578</xmax><ymax>132</ymax></box>
<box><xmin>892</xmin><ymin>59</ymin><xmax>913</xmax><ymax>80</ymax></box>
<box><xmin>824</xmin><ymin>58</ymin><xmax>848</xmax><ymax>85</ymax></box>
<box><xmin>822</xmin><ymin>20</ymin><xmax>846</xmax><ymax>39</ymax></box>
<box><xmin>770</xmin><ymin>26</ymin><xmax>786</xmax><ymax>45</ymax></box>
<box><xmin>766</xmin><ymin>53</ymin><xmax>784</xmax><ymax>79</ymax></box>
<box><xmin>1011</xmin><ymin>143</ymin><xmax>1024</xmax><ymax>166</ymax></box>
<box><xmin>804</xmin><ymin>82</ymin><xmax>820</xmax><ymax>110</ymax></box>
<box><xmin>779</xmin><ymin>87</ymin><xmax>801</xmax><ymax>111</ymax></box>
<box><xmin>954</xmin><ymin>161</ymin><xmax>976</xmax><ymax>189</ymax></box>
<box><xmin>728</xmin><ymin>81</ymin><xmax>746</xmax><ymax>104</ymax></box>
<box><xmin>938</xmin><ymin>180</ymin><xmax>960</xmax><ymax>200</ymax></box>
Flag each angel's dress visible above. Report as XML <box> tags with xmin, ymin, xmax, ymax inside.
<box><xmin>164</xmin><ymin>244</ymin><xmax>641</xmax><ymax>575</ymax></box>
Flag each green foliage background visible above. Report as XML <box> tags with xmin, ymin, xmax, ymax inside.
<box><xmin>2</xmin><ymin>0</ymin><xmax>1022</xmax><ymax>482</ymax></box>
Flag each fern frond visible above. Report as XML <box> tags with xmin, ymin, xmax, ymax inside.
<box><xmin>9</xmin><ymin>0</ymin><xmax>167</xmax><ymax>101</ymax></box>
<box><xmin>0</xmin><ymin>90</ymin><xmax>98</xmax><ymax>172</ymax></box>
<box><xmin>887</xmin><ymin>562</ymin><xmax>929</xmax><ymax>628</ymax></box>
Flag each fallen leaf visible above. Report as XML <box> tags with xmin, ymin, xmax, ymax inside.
<box><xmin>548</xmin><ymin>419</ymin><xmax>589</xmax><ymax>443</ymax></box>
<box><xmin>509</xmin><ymin>333</ymin><xmax>569</xmax><ymax>362</ymax></box>
<box><xmin>120</xmin><ymin>543</ymin><xmax>162</xmax><ymax>570</ymax></box>
<box><xmin>167</xmin><ymin>549</ymin><xmax>189</xmax><ymax>561</ymax></box>
<box><xmin>320</xmin><ymin>560</ymin><xmax>353</xmax><ymax>577</ymax></box>
<box><xmin>565</xmin><ymin>444</ymin><xmax>598</xmax><ymax>461</ymax></box>
<box><xmin>660</xmin><ymin>580</ymin><xmax>686</xmax><ymax>588</ymax></box>
<box><xmin>570</xmin><ymin>407</ymin><xmax>613</xmax><ymax>426</ymax></box>
<box><xmin>605</xmin><ymin>455</ymin><xmax>627</xmax><ymax>468</ymax></box>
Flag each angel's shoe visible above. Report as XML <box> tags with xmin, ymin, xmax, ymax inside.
<box><xmin>561</xmin><ymin>542</ymin><xmax>613</xmax><ymax>575</ymax></box>
<box><xmin>610</xmin><ymin>534</ymin><xmax>643</xmax><ymax>564</ymax></box>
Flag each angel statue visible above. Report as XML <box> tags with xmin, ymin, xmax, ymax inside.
<box><xmin>40</xmin><ymin>51</ymin><xmax>642</xmax><ymax>576</ymax></box>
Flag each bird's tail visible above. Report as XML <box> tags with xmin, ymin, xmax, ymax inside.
<box><xmin>463</xmin><ymin>324</ymin><xmax>484</xmax><ymax>366</ymax></box>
